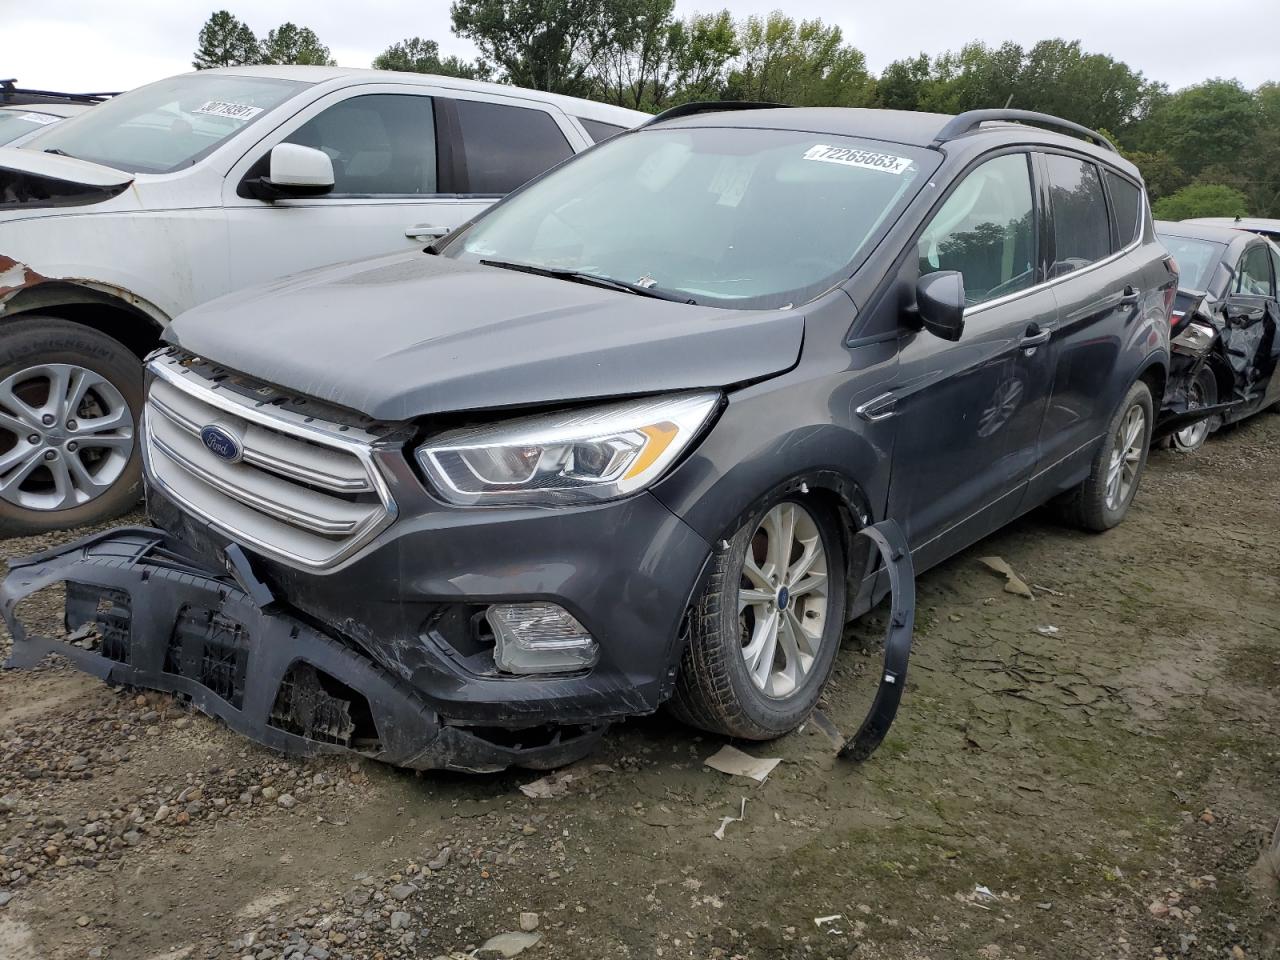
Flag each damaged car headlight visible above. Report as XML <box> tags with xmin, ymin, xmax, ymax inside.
<box><xmin>416</xmin><ymin>392</ymin><xmax>719</xmax><ymax>505</ymax></box>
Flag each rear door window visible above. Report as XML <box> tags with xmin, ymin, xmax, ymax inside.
<box><xmin>453</xmin><ymin>99</ymin><xmax>573</xmax><ymax>194</ymax></box>
<box><xmin>1044</xmin><ymin>154</ymin><xmax>1112</xmax><ymax>276</ymax></box>
<box><xmin>285</xmin><ymin>94</ymin><xmax>437</xmax><ymax>196</ymax></box>
<box><xmin>1104</xmin><ymin>170</ymin><xmax>1142</xmax><ymax>248</ymax></box>
<box><xmin>917</xmin><ymin>152</ymin><xmax>1037</xmax><ymax>306</ymax></box>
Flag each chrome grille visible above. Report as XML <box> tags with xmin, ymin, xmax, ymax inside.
<box><xmin>143</xmin><ymin>355</ymin><xmax>396</xmax><ymax>570</ymax></box>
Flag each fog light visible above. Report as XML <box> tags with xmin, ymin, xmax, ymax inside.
<box><xmin>487</xmin><ymin>602</ymin><xmax>599</xmax><ymax>675</ymax></box>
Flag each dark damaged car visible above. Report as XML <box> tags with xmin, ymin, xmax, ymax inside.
<box><xmin>1155</xmin><ymin>220</ymin><xmax>1280</xmax><ymax>452</ymax></box>
<box><xmin>2</xmin><ymin>106</ymin><xmax>1174</xmax><ymax>772</ymax></box>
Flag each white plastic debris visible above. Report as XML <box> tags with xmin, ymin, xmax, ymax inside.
<box><xmin>1034</xmin><ymin>625</ymin><xmax>1060</xmax><ymax>636</ymax></box>
<box><xmin>974</xmin><ymin>885</ymin><xmax>997</xmax><ymax>901</ymax></box>
<box><xmin>814</xmin><ymin>914</ymin><xmax>842</xmax><ymax>926</ymax></box>
<box><xmin>713</xmin><ymin>797</ymin><xmax>748</xmax><ymax>840</ymax></box>
<box><xmin>704</xmin><ymin>745</ymin><xmax>781</xmax><ymax>783</ymax></box>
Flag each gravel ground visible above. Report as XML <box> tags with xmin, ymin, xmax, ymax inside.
<box><xmin>1</xmin><ymin>413</ymin><xmax>1278</xmax><ymax>960</ymax></box>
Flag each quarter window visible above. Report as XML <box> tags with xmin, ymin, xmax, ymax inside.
<box><xmin>578</xmin><ymin>117</ymin><xmax>628</xmax><ymax>143</ymax></box>
<box><xmin>1105</xmin><ymin>170</ymin><xmax>1142</xmax><ymax>248</ymax></box>
<box><xmin>1044</xmin><ymin>154</ymin><xmax>1111</xmax><ymax>275</ymax></box>
<box><xmin>1235</xmin><ymin>244</ymin><xmax>1275</xmax><ymax>297</ymax></box>
<box><xmin>917</xmin><ymin>153</ymin><xmax>1036</xmax><ymax>306</ymax></box>
<box><xmin>286</xmin><ymin>94</ymin><xmax>437</xmax><ymax>196</ymax></box>
<box><xmin>454</xmin><ymin>99</ymin><xmax>573</xmax><ymax>194</ymax></box>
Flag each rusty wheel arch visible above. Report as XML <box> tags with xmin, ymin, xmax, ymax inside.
<box><xmin>0</xmin><ymin>258</ymin><xmax>167</xmax><ymax>358</ymax></box>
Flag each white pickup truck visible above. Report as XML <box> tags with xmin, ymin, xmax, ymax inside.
<box><xmin>0</xmin><ymin>65</ymin><xmax>644</xmax><ymax>534</ymax></box>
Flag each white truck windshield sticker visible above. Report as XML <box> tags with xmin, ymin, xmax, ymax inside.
<box><xmin>18</xmin><ymin>112</ymin><xmax>59</xmax><ymax>125</ymax></box>
<box><xmin>194</xmin><ymin>100</ymin><xmax>264</xmax><ymax>121</ymax></box>
<box><xmin>802</xmin><ymin>144</ymin><xmax>912</xmax><ymax>175</ymax></box>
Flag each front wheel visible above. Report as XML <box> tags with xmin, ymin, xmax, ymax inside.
<box><xmin>1171</xmin><ymin>365</ymin><xmax>1219</xmax><ymax>453</ymax></box>
<box><xmin>669</xmin><ymin>496</ymin><xmax>847</xmax><ymax>740</ymax></box>
<box><xmin>0</xmin><ymin>318</ymin><xmax>144</xmax><ymax>537</ymax></box>
<box><xmin>1058</xmin><ymin>380</ymin><xmax>1153</xmax><ymax>532</ymax></box>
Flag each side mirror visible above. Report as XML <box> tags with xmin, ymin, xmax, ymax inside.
<box><xmin>914</xmin><ymin>270</ymin><xmax>966</xmax><ymax>341</ymax></box>
<box><xmin>247</xmin><ymin>143</ymin><xmax>334</xmax><ymax>202</ymax></box>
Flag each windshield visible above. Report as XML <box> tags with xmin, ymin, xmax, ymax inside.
<box><xmin>24</xmin><ymin>74</ymin><xmax>306</xmax><ymax>174</ymax></box>
<box><xmin>1157</xmin><ymin>233</ymin><xmax>1227</xmax><ymax>292</ymax></box>
<box><xmin>443</xmin><ymin>126</ymin><xmax>935</xmax><ymax>309</ymax></box>
<box><xmin>0</xmin><ymin>109</ymin><xmax>63</xmax><ymax>145</ymax></box>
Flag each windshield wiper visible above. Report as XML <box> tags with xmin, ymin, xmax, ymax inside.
<box><xmin>479</xmin><ymin>259</ymin><xmax>697</xmax><ymax>304</ymax></box>
<box><xmin>42</xmin><ymin>148</ymin><xmax>74</xmax><ymax>157</ymax></box>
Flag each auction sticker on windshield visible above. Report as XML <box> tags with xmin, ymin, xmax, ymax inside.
<box><xmin>802</xmin><ymin>145</ymin><xmax>912</xmax><ymax>175</ymax></box>
<box><xmin>18</xmin><ymin>113</ymin><xmax>59</xmax><ymax>125</ymax></box>
<box><xmin>194</xmin><ymin>101</ymin><xmax>264</xmax><ymax>121</ymax></box>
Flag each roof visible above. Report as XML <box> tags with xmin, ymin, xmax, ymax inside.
<box><xmin>1183</xmin><ymin>216</ymin><xmax>1280</xmax><ymax>234</ymax></box>
<box><xmin>651</xmin><ymin>106</ymin><xmax>1140</xmax><ymax>178</ymax></box>
<box><xmin>1155</xmin><ymin>219</ymin><xmax>1260</xmax><ymax>245</ymax></box>
<box><xmin>203</xmin><ymin>65</ymin><xmax>648</xmax><ymax>127</ymax></box>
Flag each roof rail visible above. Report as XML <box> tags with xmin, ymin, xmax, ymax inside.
<box><xmin>0</xmin><ymin>80</ymin><xmax>117</xmax><ymax>106</ymax></box>
<box><xmin>643</xmin><ymin>100</ymin><xmax>790</xmax><ymax>127</ymax></box>
<box><xmin>931</xmin><ymin>109</ymin><xmax>1117</xmax><ymax>153</ymax></box>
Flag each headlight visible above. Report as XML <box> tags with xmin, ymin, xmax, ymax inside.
<box><xmin>416</xmin><ymin>392</ymin><xmax>719</xmax><ymax>505</ymax></box>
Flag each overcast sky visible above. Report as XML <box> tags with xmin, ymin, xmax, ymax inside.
<box><xmin>2</xmin><ymin>0</ymin><xmax>1277</xmax><ymax>95</ymax></box>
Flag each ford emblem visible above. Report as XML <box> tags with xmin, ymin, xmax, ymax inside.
<box><xmin>200</xmin><ymin>424</ymin><xmax>243</xmax><ymax>463</ymax></box>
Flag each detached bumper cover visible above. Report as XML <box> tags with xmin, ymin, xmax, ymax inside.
<box><xmin>0</xmin><ymin>528</ymin><xmax>607</xmax><ymax>772</ymax></box>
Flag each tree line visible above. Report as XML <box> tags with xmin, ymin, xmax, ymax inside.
<box><xmin>192</xmin><ymin>6</ymin><xmax>1279</xmax><ymax>219</ymax></box>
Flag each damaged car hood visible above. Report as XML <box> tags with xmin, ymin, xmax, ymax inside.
<box><xmin>167</xmin><ymin>251</ymin><xmax>805</xmax><ymax>421</ymax></box>
<box><xmin>0</xmin><ymin>146</ymin><xmax>134</xmax><ymax>209</ymax></box>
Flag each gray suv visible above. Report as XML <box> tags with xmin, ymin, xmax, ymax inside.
<box><xmin>2</xmin><ymin>106</ymin><xmax>1174</xmax><ymax>771</ymax></box>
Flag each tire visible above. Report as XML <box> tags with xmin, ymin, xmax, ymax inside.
<box><xmin>0</xmin><ymin>317</ymin><xmax>144</xmax><ymax>537</ymax></box>
<box><xmin>669</xmin><ymin>495</ymin><xmax>847</xmax><ymax>740</ymax></box>
<box><xmin>1171</xmin><ymin>365</ymin><xmax>1219</xmax><ymax>453</ymax></box>
<box><xmin>1057</xmin><ymin>380</ymin><xmax>1154</xmax><ymax>532</ymax></box>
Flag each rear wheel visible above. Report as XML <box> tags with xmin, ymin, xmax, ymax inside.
<box><xmin>1058</xmin><ymin>380</ymin><xmax>1153</xmax><ymax>532</ymax></box>
<box><xmin>1171</xmin><ymin>366</ymin><xmax>1219</xmax><ymax>453</ymax></box>
<box><xmin>669</xmin><ymin>496</ymin><xmax>846</xmax><ymax>740</ymax></box>
<box><xmin>0</xmin><ymin>318</ymin><xmax>144</xmax><ymax>537</ymax></box>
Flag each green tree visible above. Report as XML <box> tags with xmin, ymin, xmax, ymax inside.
<box><xmin>1152</xmin><ymin>183</ymin><xmax>1249</xmax><ymax>221</ymax></box>
<box><xmin>193</xmin><ymin>10</ymin><xmax>259</xmax><ymax>69</ymax></box>
<box><xmin>450</xmin><ymin>0</ymin><xmax>618</xmax><ymax>94</ymax></box>
<box><xmin>725</xmin><ymin>13</ymin><xmax>873</xmax><ymax>107</ymax></box>
<box><xmin>259</xmin><ymin>23</ymin><xmax>335</xmax><ymax>66</ymax></box>
<box><xmin>1121</xmin><ymin>149</ymin><xmax>1188</xmax><ymax>201</ymax></box>
<box><xmin>590</xmin><ymin>0</ymin><xmax>678</xmax><ymax>109</ymax></box>
<box><xmin>372</xmin><ymin>37</ymin><xmax>491</xmax><ymax>80</ymax></box>
<box><xmin>1137</xmin><ymin>79</ymin><xmax>1259</xmax><ymax>177</ymax></box>
<box><xmin>661</xmin><ymin>10</ymin><xmax>739</xmax><ymax>106</ymax></box>
<box><xmin>876</xmin><ymin>54</ymin><xmax>933</xmax><ymax>111</ymax></box>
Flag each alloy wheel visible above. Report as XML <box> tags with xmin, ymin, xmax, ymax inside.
<box><xmin>0</xmin><ymin>363</ymin><xmax>135</xmax><ymax>511</ymax></box>
<box><xmin>1173</xmin><ymin>378</ymin><xmax>1211</xmax><ymax>451</ymax></box>
<box><xmin>1104</xmin><ymin>404</ymin><xmax>1146</xmax><ymax>511</ymax></box>
<box><xmin>737</xmin><ymin>501</ymin><xmax>830</xmax><ymax>699</ymax></box>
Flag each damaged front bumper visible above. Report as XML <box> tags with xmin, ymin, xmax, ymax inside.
<box><xmin>0</xmin><ymin>528</ymin><xmax>612</xmax><ymax>772</ymax></box>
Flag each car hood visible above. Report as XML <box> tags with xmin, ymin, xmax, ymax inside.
<box><xmin>0</xmin><ymin>145</ymin><xmax>134</xmax><ymax>211</ymax></box>
<box><xmin>167</xmin><ymin>252</ymin><xmax>805</xmax><ymax>422</ymax></box>
<box><xmin>0</xmin><ymin>146</ymin><xmax>134</xmax><ymax>187</ymax></box>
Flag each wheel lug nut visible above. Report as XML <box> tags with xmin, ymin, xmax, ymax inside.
<box><xmin>27</xmin><ymin>434</ymin><xmax>38</xmax><ymax>444</ymax></box>
<box><xmin>66</xmin><ymin>419</ymin><xmax>77</xmax><ymax>430</ymax></box>
<box><xmin>66</xmin><ymin>441</ymin><xmax>78</xmax><ymax>452</ymax></box>
<box><xmin>43</xmin><ymin>450</ymin><xmax>56</xmax><ymax>461</ymax></box>
<box><xmin>40</xmin><ymin>414</ymin><xmax>55</xmax><ymax>426</ymax></box>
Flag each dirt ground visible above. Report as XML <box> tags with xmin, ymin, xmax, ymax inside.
<box><xmin>1</xmin><ymin>415</ymin><xmax>1278</xmax><ymax>960</ymax></box>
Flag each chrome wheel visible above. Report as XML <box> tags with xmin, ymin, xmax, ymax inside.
<box><xmin>0</xmin><ymin>363</ymin><xmax>135</xmax><ymax>511</ymax></box>
<box><xmin>738</xmin><ymin>501</ymin><xmax>829</xmax><ymax>699</ymax></box>
<box><xmin>1104</xmin><ymin>404</ymin><xmax>1146</xmax><ymax>511</ymax></box>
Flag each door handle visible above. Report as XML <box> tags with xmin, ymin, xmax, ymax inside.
<box><xmin>856</xmin><ymin>393</ymin><xmax>897</xmax><ymax>422</ymax></box>
<box><xmin>405</xmin><ymin>224</ymin><xmax>448</xmax><ymax>240</ymax></box>
<box><xmin>1119</xmin><ymin>285</ymin><xmax>1140</xmax><ymax>305</ymax></box>
<box><xmin>1020</xmin><ymin>323</ymin><xmax>1052</xmax><ymax>347</ymax></box>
